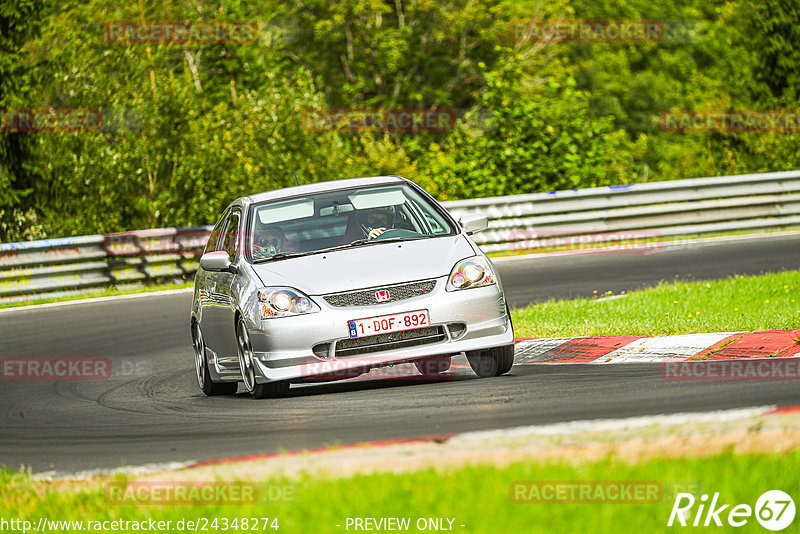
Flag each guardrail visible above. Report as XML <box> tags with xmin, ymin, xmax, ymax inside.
<box><xmin>0</xmin><ymin>227</ymin><xmax>211</xmax><ymax>304</ymax></box>
<box><xmin>2</xmin><ymin>170</ymin><xmax>799</xmax><ymax>304</ymax></box>
<box><xmin>444</xmin><ymin>170</ymin><xmax>800</xmax><ymax>253</ymax></box>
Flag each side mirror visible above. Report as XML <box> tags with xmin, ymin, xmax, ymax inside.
<box><xmin>458</xmin><ymin>213</ymin><xmax>488</xmax><ymax>235</ymax></box>
<box><xmin>200</xmin><ymin>251</ymin><xmax>237</xmax><ymax>274</ymax></box>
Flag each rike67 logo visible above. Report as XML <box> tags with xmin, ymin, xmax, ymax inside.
<box><xmin>668</xmin><ymin>490</ymin><xmax>795</xmax><ymax>530</ymax></box>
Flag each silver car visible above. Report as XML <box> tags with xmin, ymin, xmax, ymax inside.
<box><xmin>190</xmin><ymin>176</ymin><xmax>515</xmax><ymax>398</ymax></box>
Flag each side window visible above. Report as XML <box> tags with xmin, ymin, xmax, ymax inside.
<box><xmin>203</xmin><ymin>213</ymin><xmax>227</xmax><ymax>255</ymax></box>
<box><xmin>220</xmin><ymin>211</ymin><xmax>241</xmax><ymax>259</ymax></box>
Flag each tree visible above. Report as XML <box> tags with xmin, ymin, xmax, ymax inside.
<box><xmin>0</xmin><ymin>0</ymin><xmax>47</xmax><ymax>241</ymax></box>
<box><xmin>737</xmin><ymin>0</ymin><xmax>800</xmax><ymax>105</ymax></box>
<box><xmin>416</xmin><ymin>52</ymin><xmax>645</xmax><ymax>200</ymax></box>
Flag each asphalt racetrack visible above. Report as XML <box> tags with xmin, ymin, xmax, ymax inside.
<box><xmin>1</xmin><ymin>233</ymin><xmax>799</xmax><ymax>473</ymax></box>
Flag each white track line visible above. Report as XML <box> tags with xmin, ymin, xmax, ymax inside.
<box><xmin>0</xmin><ymin>287</ymin><xmax>193</xmax><ymax>314</ymax></box>
<box><xmin>448</xmin><ymin>405</ymin><xmax>777</xmax><ymax>442</ymax></box>
<box><xmin>493</xmin><ymin>230</ymin><xmax>800</xmax><ymax>262</ymax></box>
<box><xmin>32</xmin><ymin>460</ymin><xmax>193</xmax><ymax>481</ymax></box>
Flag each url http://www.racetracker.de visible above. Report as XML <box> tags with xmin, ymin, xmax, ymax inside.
<box><xmin>0</xmin><ymin>517</ymin><xmax>281</xmax><ymax>532</ymax></box>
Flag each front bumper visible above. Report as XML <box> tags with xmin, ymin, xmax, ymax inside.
<box><xmin>247</xmin><ymin>276</ymin><xmax>512</xmax><ymax>383</ymax></box>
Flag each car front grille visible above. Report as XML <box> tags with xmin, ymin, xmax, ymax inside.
<box><xmin>323</xmin><ymin>280</ymin><xmax>437</xmax><ymax>307</ymax></box>
<box><xmin>334</xmin><ymin>326</ymin><xmax>446</xmax><ymax>358</ymax></box>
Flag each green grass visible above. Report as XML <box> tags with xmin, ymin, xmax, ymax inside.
<box><xmin>2</xmin><ymin>451</ymin><xmax>798</xmax><ymax>533</ymax></box>
<box><xmin>0</xmin><ymin>282</ymin><xmax>193</xmax><ymax>309</ymax></box>
<box><xmin>512</xmin><ymin>270</ymin><xmax>800</xmax><ymax>338</ymax></box>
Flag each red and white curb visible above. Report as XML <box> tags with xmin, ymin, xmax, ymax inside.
<box><xmin>514</xmin><ymin>329</ymin><xmax>800</xmax><ymax>364</ymax></box>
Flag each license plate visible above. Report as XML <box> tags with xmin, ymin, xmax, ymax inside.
<box><xmin>348</xmin><ymin>309</ymin><xmax>430</xmax><ymax>338</ymax></box>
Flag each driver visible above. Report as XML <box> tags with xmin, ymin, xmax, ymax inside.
<box><xmin>253</xmin><ymin>225</ymin><xmax>287</xmax><ymax>260</ymax></box>
<box><xmin>364</xmin><ymin>206</ymin><xmax>395</xmax><ymax>240</ymax></box>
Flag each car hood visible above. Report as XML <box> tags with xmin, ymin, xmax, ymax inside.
<box><xmin>250</xmin><ymin>235</ymin><xmax>476</xmax><ymax>295</ymax></box>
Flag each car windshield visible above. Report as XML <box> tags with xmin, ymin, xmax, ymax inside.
<box><xmin>248</xmin><ymin>183</ymin><xmax>455</xmax><ymax>262</ymax></box>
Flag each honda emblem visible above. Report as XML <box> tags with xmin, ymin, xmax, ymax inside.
<box><xmin>375</xmin><ymin>290</ymin><xmax>390</xmax><ymax>302</ymax></box>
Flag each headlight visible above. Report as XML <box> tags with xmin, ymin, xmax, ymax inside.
<box><xmin>258</xmin><ymin>287</ymin><xmax>318</xmax><ymax>318</ymax></box>
<box><xmin>446</xmin><ymin>256</ymin><xmax>496</xmax><ymax>291</ymax></box>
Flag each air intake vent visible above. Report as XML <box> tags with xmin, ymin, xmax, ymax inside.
<box><xmin>335</xmin><ymin>326</ymin><xmax>446</xmax><ymax>357</ymax></box>
<box><xmin>323</xmin><ymin>280</ymin><xmax>436</xmax><ymax>307</ymax></box>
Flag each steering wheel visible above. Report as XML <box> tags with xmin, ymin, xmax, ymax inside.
<box><xmin>371</xmin><ymin>228</ymin><xmax>422</xmax><ymax>240</ymax></box>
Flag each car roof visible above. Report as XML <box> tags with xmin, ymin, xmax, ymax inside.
<box><xmin>245</xmin><ymin>176</ymin><xmax>407</xmax><ymax>204</ymax></box>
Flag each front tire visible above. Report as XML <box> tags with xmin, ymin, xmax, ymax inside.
<box><xmin>466</xmin><ymin>344</ymin><xmax>515</xmax><ymax>378</ymax></box>
<box><xmin>193</xmin><ymin>322</ymin><xmax>237</xmax><ymax>396</ymax></box>
<box><xmin>236</xmin><ymin>317</ymin><xmax>290</xmax><ymax>399</ymax></box>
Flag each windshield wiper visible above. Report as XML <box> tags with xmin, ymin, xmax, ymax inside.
<box><xmin>369</xmin><ymin>235</ymin><xmax>418</xmax><ymax>243</ymax></box>
<box><xmin>310</xmin><ymin>240</ymin><xmax>374</xmax><ymax>254</ymax></box>
<box><xmin>255</xmin><ymin>236</ymin><xmax>426</xmax><ymax>262</ymax></box>
<box><xmin>318</xmin><ymin>236</ymin><xmax>420</xmax><ymax>254</ymax></box>
<box><xmin>252</xmin><ymin>251</ymin><xmax>312</xmax><ymax>263</ymax></box>
<box><xmin>362</xmin><ymin>236</ymin><xmax>424</xmax><ymax>245</ymax></box>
